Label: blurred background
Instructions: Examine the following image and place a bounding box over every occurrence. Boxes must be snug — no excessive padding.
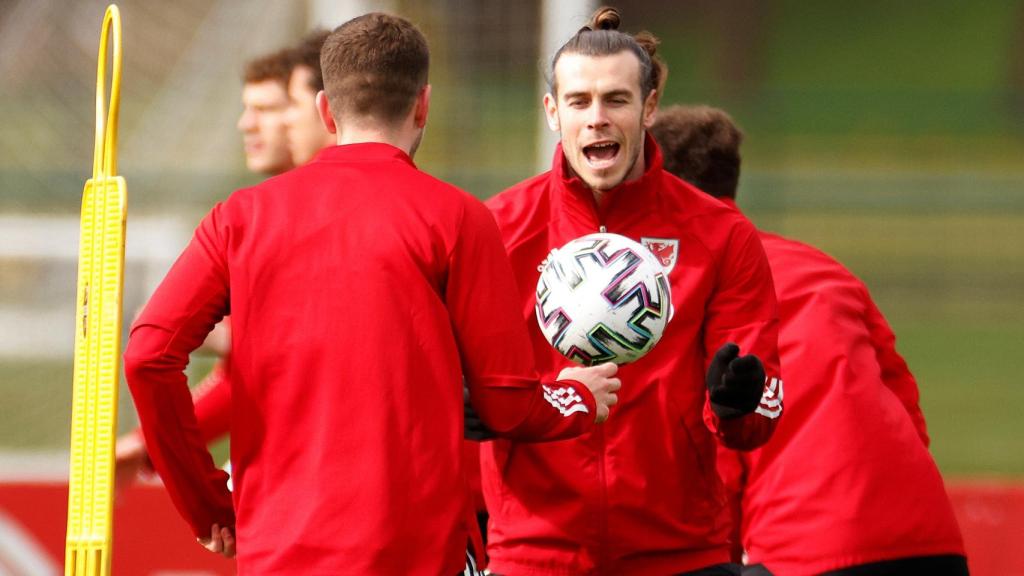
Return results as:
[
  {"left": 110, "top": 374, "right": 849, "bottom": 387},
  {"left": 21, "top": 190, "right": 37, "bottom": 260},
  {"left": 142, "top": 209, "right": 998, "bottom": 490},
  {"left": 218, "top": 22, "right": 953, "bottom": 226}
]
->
[{"left": 0, "top": 0, "right": 1022, "bottom": 572}]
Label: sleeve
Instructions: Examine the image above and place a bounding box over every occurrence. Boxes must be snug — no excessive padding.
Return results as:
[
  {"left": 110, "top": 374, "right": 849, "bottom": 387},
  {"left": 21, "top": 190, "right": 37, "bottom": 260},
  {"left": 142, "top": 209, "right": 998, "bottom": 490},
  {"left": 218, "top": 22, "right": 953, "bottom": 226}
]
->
[
  {"left": 702, "top": 218, "right": 783, "bottom": 450},
  {"left": 446, "top": 199, "right": 596, "bottom": 441},
  {"left": 122, "top": 205, "right": 235, "bottom": 537},
  {"left": 191, "top": 358, "right": 232, "bottom": 444},
  {"left": 124, "top": 358, "right": 232, "bottom": 459},
  {"left": 862, "top": 288, "right": 930, "bottom": 446}
]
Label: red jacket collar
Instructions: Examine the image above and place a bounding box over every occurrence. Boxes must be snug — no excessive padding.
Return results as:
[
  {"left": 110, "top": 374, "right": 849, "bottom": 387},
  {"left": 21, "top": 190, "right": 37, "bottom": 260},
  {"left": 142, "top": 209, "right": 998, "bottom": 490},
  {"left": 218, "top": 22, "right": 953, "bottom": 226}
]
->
[
  {"left": 718, "top": 197, "right": 740, "bottom": 211},
  {"left": 311, "top": 142, "right": 416, "bottom": 168}
]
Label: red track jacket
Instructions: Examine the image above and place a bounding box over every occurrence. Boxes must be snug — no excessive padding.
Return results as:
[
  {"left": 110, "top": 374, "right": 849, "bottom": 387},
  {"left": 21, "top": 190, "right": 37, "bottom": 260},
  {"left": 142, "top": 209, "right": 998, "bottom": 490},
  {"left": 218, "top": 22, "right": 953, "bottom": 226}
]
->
[
  {"left": 717, "top": 220, "right": 964, "bottom": 575},
  {"left": 124, "top": 143, "right": 599, "bottom": 575},
  {"left": 480, "top": 137, "right": 782, "bottom": 575}
]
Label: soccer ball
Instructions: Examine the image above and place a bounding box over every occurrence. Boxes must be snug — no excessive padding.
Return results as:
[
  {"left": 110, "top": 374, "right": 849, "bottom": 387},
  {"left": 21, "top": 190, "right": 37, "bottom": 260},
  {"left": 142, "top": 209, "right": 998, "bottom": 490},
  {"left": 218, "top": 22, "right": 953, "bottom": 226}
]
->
[{"left": 535, "top": 233, "right": 673, "bottom": 366}]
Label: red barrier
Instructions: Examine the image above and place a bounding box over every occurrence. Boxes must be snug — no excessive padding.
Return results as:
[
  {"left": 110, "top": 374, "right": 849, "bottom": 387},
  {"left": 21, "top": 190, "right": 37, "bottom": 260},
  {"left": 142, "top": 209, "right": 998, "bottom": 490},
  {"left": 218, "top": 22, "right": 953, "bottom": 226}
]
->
[
  {"left": 0, "top": 478, "right": 1020, "bottom": 575},
  {"left": 0, "top": 482, "right": 234, "bottom": 575},
  {"left": 946, "top": 479, "right": 1024, "bottom": 576}
]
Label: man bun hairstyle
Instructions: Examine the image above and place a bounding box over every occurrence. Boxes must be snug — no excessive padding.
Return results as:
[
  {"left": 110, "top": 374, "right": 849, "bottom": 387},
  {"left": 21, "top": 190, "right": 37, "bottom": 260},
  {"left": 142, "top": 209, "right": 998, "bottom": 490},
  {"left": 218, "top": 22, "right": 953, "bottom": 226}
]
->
[
  {"left": 650, "top": 105, "right": 743, "bottom": 200},
  {"left": 633, "top": 31, "right": 668, "bottom": 100},
  {"left": 590, "top": 5, "right": 621, "bottom": 30},
  {"left": 550, "top": 6, "right": 667, "bottom": 101},
  {"left": 320, "top": 13, "right": 429, "bottom": 126}
]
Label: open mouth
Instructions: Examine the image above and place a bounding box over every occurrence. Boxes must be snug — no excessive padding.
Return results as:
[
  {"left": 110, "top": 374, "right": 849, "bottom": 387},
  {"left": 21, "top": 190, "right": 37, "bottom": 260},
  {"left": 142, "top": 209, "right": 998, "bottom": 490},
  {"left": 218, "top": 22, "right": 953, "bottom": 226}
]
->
[{"left": 582, "top": 141, "right": 620, "bottom": 169}]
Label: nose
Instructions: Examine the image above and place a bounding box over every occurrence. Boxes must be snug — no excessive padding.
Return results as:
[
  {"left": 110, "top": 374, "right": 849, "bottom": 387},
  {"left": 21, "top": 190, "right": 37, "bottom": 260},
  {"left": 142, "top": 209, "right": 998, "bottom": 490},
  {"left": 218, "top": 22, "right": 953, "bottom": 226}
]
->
[
  {"left": 237, "top": 108, "right": 255, "bottom": 132},
  {"left": 586, "top": 102, "right": 610, "bottom": 130}
]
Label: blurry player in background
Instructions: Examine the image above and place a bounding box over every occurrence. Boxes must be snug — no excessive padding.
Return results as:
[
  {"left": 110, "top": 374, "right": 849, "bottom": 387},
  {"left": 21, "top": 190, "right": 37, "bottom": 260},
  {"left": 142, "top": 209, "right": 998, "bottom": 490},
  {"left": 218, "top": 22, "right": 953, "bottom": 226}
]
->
[
  {"left": 283, "top": 29, "right": 336, "bottom": 166},
  {"left": 651, "top": 104, "right": 968, "bottom": 576},
  {"left": 478, "top": 7, "right": 782, "bottom": 575},
  {"left": 123, "top": 13, "right": 621, "bottom": 575},
  {"left": 237, "top": 49, "right": 295, "bottom": 175},
  {"left": 114, "top": 47, "right": 294, "bottom": 487}
]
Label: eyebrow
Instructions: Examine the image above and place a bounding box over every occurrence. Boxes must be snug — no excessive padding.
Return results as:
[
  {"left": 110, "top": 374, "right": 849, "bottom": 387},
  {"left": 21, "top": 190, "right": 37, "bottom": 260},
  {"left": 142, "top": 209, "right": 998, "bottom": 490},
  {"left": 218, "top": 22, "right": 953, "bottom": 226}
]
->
[
  {"left": 561, "top": 89, "right": 634, "bottom": 101},
  {"left": 602, "top": 90, "right": 634, "bottom": 100}
]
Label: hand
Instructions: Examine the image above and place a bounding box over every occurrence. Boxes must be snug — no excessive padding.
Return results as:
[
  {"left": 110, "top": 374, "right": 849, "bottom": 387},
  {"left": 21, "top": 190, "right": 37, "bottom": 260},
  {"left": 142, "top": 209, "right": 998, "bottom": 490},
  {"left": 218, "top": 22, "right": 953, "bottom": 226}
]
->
[
  {"left": 198, "top": 523, "right": 236, "bottom": 558},
  {"left": 706, "top": 343, "right": 765, "bottom": 419},
  {"left": 114, "top": 432, "right": 153, "bottom": 493},
  {"left": 558, "top": 362, "right": 621, "bottom": 424},
  {"left": 463, "top": 381, "right": 496, "bottom": 441}
]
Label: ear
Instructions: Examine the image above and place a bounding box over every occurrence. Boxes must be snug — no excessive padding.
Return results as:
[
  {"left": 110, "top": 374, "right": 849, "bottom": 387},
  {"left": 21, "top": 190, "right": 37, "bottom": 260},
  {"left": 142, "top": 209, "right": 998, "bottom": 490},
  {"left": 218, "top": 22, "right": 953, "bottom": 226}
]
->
[
  {"left": 641, "top": 89, "right": 658, "bottom": 130},
  {"left": 316, "top": 91, "right": 337, "bottom": 134},
  {"left": 543, "top": 93, "right": 560, "bottom": 132},
  {"left": 413, "top": 84, "right": 431, "bottom": 129}
]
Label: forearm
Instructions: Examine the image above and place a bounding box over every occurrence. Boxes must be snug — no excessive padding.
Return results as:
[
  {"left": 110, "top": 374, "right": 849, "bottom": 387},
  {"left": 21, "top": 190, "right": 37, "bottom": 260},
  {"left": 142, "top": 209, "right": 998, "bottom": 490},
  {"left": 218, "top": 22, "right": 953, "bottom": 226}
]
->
[
  {"left": 470, "top": 376, "right": 596, "bottom": 442},
  {"left": 125, "top": 325, "right": 234, "bottom": 536},
  {"left": 122, "top": 360, "right": 231, "bottom": 457}
]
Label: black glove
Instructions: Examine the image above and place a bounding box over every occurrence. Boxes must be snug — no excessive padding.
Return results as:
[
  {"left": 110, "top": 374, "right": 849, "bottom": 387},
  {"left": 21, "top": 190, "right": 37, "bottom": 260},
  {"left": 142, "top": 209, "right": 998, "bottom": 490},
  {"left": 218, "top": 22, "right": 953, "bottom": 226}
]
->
[
  {"left": 706, "top": 342, "right": 765, "bottom": 420},
  {"left": 463, "top": 381, "right": 496, "bottom": 441}
]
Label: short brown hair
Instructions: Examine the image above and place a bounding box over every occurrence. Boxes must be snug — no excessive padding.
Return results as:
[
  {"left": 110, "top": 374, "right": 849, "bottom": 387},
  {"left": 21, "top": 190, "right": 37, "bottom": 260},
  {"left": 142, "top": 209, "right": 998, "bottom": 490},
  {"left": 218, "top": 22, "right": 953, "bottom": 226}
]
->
[
  {"left": 650, "top": 105, "right": 744, "bottom": 199},
  {"left": 242, "top": 48, "right": 292, "bottom": 85},
  {"left": 290, "top": 29, "right": 330, "bottom": 92},
  {"left": 550, "top": 7, "right": 667, "bottom": 101},
  {"left": 320, "top": 13, "right": 429, "bottom": 126}
]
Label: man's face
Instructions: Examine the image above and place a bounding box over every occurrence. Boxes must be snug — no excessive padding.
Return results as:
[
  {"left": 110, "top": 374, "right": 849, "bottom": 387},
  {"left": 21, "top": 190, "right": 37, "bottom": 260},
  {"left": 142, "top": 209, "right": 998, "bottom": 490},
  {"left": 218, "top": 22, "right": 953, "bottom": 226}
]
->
[
  {"left": 285, "top": 65, "right": 332, "bottom": 166},
  {"left": 237, "top": 80, "right": 293, "bottom": 175},
  {"left": 545, "top": 51, "right": 657, "bottom": 192}
]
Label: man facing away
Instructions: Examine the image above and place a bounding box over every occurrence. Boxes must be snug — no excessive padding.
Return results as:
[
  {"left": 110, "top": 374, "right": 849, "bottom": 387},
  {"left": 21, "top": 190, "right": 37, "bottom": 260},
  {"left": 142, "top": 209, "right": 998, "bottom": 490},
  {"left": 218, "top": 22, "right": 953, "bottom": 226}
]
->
[
  {"left": 479, "top": 7, "right": 783, "bottom": 575},
  {"left": 123, "top": 13, "right": 620, "bottom": 575},
  {"left": 651, "top": 104, "right": 967, "bottom": 576}
]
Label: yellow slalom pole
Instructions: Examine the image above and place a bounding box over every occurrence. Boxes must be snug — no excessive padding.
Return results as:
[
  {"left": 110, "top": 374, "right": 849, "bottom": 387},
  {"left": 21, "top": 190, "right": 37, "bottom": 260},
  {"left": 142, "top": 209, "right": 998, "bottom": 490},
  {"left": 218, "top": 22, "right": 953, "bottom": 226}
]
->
[{"left": 65, "top": 5, "right": 127, "bottom": 576}]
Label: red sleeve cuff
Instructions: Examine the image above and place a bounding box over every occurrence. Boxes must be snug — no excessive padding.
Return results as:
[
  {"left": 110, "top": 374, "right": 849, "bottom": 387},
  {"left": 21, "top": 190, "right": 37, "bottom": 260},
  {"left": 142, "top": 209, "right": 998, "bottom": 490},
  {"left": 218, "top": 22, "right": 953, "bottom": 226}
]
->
[{"left": 552, "top": 378, "right": 597, "bottom": 419}]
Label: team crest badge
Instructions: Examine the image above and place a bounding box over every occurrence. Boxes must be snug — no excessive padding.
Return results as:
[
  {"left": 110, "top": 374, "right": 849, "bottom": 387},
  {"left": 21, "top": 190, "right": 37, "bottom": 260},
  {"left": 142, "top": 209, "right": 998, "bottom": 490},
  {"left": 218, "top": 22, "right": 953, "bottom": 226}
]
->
[{"left": 640, "top": 237, "right": 679, "bottom": 273}]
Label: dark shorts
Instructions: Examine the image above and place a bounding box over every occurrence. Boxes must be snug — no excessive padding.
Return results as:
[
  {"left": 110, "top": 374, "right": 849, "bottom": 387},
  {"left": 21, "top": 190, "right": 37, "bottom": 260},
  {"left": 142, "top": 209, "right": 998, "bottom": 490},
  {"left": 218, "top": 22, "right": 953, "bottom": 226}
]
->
[{"left": 743, "top": 554, "right": 969, "bottom": 576}]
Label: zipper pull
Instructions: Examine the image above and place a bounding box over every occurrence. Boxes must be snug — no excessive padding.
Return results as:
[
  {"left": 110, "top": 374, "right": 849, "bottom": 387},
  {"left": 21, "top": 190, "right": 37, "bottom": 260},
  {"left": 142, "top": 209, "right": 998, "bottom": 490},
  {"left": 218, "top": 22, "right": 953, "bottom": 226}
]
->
[{"left": 599, "top": 225, "right": 607, "bottom": 233}]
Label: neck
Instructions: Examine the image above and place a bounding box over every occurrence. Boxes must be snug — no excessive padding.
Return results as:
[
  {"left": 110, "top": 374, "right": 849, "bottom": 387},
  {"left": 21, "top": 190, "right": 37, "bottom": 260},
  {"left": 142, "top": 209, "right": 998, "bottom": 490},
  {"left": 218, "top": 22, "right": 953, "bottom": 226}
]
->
[{"left": 336, "top": 121, "right": 419, "bottom": 157}]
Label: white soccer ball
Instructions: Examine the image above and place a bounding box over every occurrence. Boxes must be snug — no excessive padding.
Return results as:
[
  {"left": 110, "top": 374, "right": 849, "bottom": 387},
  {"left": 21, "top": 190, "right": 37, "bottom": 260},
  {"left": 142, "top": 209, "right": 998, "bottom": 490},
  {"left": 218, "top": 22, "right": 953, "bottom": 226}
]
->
[{"left": 535, "top": 233, "right": 672, "bottom": 365}]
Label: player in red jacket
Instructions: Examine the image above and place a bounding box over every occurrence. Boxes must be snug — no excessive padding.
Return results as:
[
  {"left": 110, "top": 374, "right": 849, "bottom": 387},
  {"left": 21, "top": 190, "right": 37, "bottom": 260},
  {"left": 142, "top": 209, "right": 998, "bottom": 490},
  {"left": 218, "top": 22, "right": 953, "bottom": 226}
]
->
[
  {"left": 478, "top": 8, "right": 783, "bottom": 575},
  {"left": 651, "top": 104, "right": 968, "bottom": 576},
  {"left": 123, "top": 13, "right": 622, "bottom": 575}
]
